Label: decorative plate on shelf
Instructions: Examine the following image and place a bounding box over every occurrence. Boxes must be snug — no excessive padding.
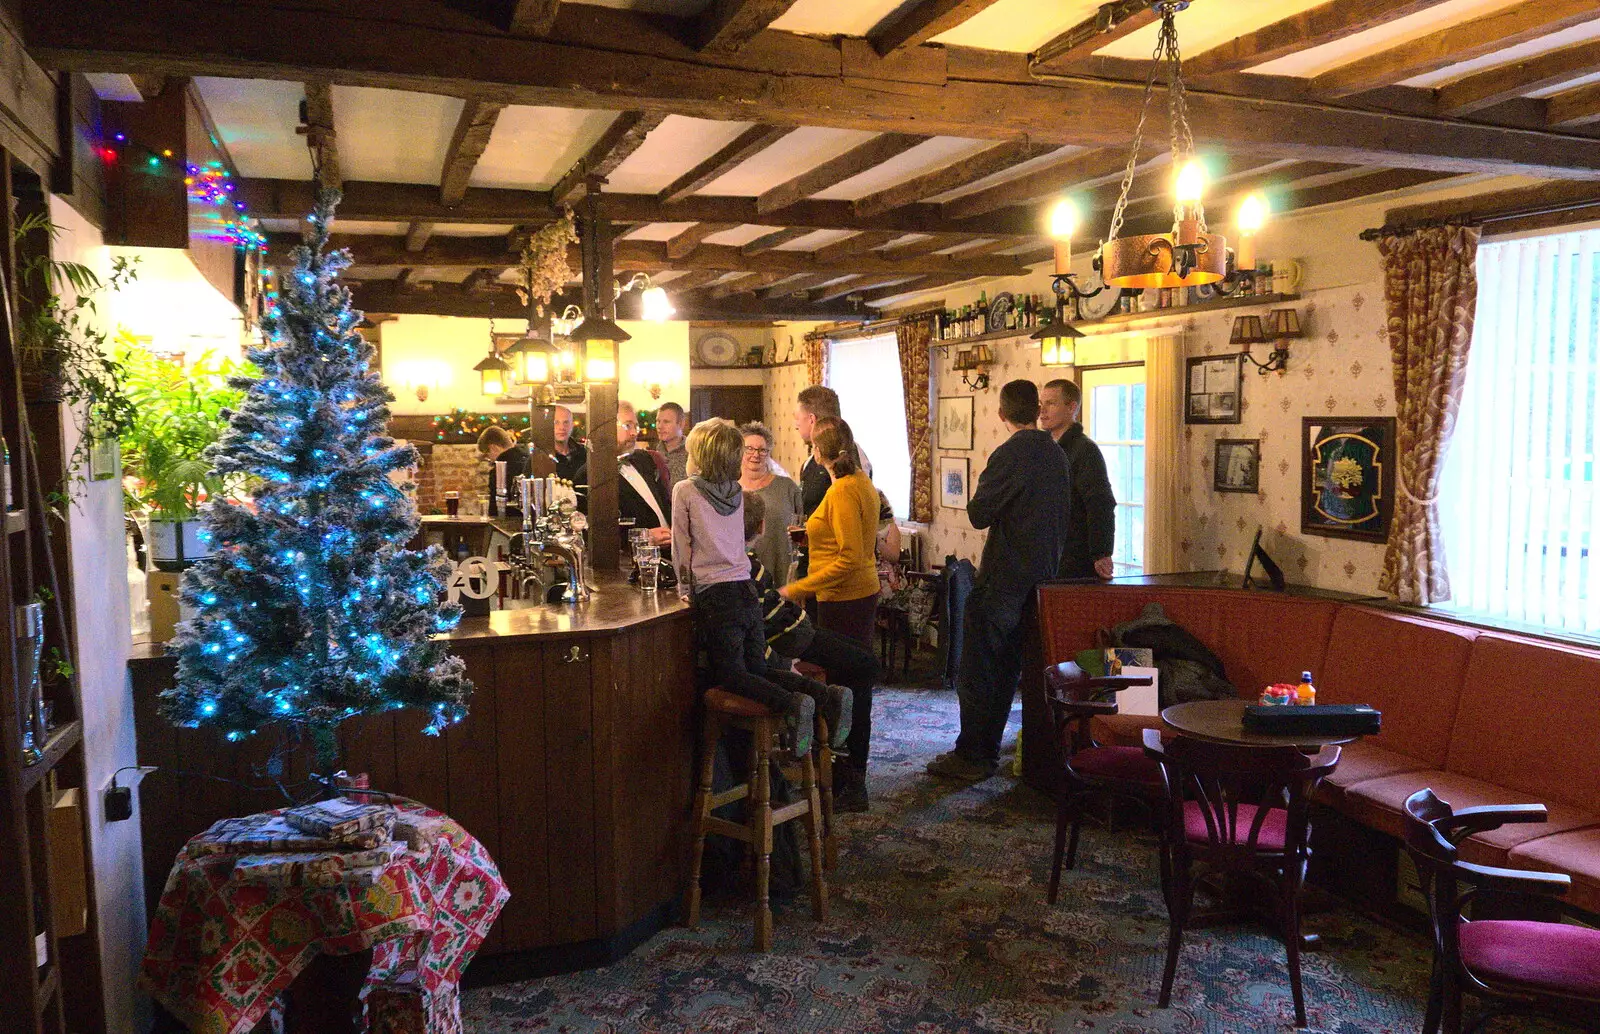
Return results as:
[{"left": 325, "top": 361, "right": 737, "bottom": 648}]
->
[
  {"left": 694, "top": 332, "right": 740, "bottom": 366},
  {"left": 1076, "top": 272, "right": 1123, "bottom": 320},
  {"left": 985, "top": 292, "right": 1015, "bottom": 333}
]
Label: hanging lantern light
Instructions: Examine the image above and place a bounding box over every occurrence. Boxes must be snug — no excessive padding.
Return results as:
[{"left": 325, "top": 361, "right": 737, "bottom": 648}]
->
[
  {"left": 474, "top": 352, "right": 510, "bottom": 397},
  {"left": 1097, "top": 1, "right": 1227, "bottom": 290}
]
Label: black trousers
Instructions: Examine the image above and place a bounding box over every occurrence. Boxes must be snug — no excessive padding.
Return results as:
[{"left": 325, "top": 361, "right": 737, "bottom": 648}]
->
[
  {"left": 799, "top": 627, "right": 878, "bottom": 767},
  {"left": 695, "top": 581, "right": 791, "bottom": 713},
  {"left": 953, "top": 588, "right": 1030, "bottom": 766}
]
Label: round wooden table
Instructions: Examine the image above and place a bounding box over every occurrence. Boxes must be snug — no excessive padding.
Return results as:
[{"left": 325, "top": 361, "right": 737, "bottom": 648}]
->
[{"left": 1161, "top": 699, "right": 1360, "bottom": 749}]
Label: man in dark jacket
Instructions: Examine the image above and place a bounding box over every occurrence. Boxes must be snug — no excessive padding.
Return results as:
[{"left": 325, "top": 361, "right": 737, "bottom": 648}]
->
[
  {"left": 616, "top": 401, "right": 672, "bottom": 546},
  {"left": 1040, "top": 378, "right": 1117, "bottom": 580},
  {"left": 927, "top": 380, "right": 1072, "bottom": 781},
  {"left": 477, "top": 426, "right": 530, "bottom": 519}
]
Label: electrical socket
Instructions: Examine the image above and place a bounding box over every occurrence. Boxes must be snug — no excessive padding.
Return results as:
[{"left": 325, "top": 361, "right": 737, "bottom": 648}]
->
[{"left": 105, "top": 784, "right": 133, "bottom": 822}]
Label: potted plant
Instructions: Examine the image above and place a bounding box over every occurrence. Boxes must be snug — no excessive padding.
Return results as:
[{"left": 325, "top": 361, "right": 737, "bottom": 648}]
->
[
  {"left": 14, "top": 212, "right": 139, "bottom": 488},
  {"left": 119, "top": 341, "right": 252, "bottom": 571}
]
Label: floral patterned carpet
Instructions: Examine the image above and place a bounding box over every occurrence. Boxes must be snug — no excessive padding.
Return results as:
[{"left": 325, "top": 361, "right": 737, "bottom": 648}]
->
[{"left": 460, "top": 688, "right": 1541, "bottom": 1034}]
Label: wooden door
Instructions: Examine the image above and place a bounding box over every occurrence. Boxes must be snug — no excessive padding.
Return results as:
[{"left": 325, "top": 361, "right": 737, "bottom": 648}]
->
[{"left": 689, "top": 385, "right": 763, "bottom": 427}]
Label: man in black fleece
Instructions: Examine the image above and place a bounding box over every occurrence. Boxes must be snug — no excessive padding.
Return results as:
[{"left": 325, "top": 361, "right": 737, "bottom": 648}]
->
[
  {"left": 928, "top": 380, "right": 1072, "bottom": 781},
  {"left": 1040, "top": 378, "right": 1117, "bottom": 580}
]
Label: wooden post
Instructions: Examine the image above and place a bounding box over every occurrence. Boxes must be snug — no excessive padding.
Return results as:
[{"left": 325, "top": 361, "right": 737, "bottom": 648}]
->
[{"left": 584, "top": 185, "right": 621, "bottom": 572}]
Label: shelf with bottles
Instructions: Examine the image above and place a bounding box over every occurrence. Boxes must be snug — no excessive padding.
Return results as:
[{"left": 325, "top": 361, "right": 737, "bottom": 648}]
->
[{"left": 932, "top": 290, "right": 1303, "bottom": 349}]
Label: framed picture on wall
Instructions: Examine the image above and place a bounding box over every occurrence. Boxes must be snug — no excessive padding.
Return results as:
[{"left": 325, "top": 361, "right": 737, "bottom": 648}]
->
[
  {"left": 1213, "top": 439, "right": 1260, "bottom": 493},
  {"left": 1185, "top": 354, "right": 1243, "bottom": 425},
  {"left": 937, "top": 395, "right": 975, "bottom": 451},
  {"left": 1301, "top": 417, "right": 1397, "bottom": 541},
  {"left": 938, "top": 456, "right": 970, "bottom": 510}
]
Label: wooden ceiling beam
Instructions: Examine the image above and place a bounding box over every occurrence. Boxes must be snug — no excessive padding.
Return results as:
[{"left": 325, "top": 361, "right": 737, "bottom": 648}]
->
[
  {"left": 1378, "top": 177, "right": 1600, "bottom": 227},
  {"left": 741, "top": 227, "right": 812, "bottom": 255},
  {"left": 866, "top": 0, "right": 1007, "bottom": 57},
  {"left": 239, "top": 178, "right": 1045, "bottom": 236},
  {"left": 349, "top": 279, "right": 854, "bottom": 320},
  {"left": 659, "top": 124, "right": 793, "bottom": 203},
  {"left": 1312, "top": 0, "right": 1600, "bottom": 98},
  {"left": 298, "top": 81, "right": 339, "bottom": 189},
  {"left": 659, "top": 269, "right": 724, "bottom": 292},
  {"left": 34, "top": 0, "right": 1600, "bottom": 179},
  {"left": 859, "top": 276, "right": 961, "bottom": 306},
  {"left": 852, "top": 138, "right": 1052, "bottom": 218},
  {"left": 439, "top": 99, "right": 505, "bottom": 205},
  {"left": 880, "top": 233, "right": 968, "bottom": 259},
  {"left": 761, "top": 272, "right": 838, "bottom": 298},
  {"left": 507, "top": 0, "right": 562, "bottom": 36},
  {"left": 695, "top": 0, "right": 802, "bottom": 53},
  {"left": 709, "top": 271, "right": 787, "bottom": 298},
  {"left": 811, "top": 230, "right": 901, "bottom": 264},
  {"left": 940, "top": 148, "right": 1154, "bottom": 222},
  {"left": 272, "top": 233, "right": 1031, "bottom": 277},
  {"left": 1184, "top": 0, "right": 1453, "bottom": 78},
  {"left": 1548, "top": 82, "right": 1600, "bottom": 128},
  {"left": 404, "top": 221, "right": 434, "bottom": 252},
  {"left": 1438, "top": 40, "right": 1600, "bottom": 115},
  {"left": 757, "top": 133, "right": 928, "bottom": 214},
  {"left": 665, "top": 222, "right": 741, "bottom": 259},
  {"left": 815, "top": 276, "right": 914, "bottom": 304},
  {"left": 551, "top": 110, "right": 666, "bottom": 204},
  {"left": 1032, "top": 1, "right": 1160, "bottom": 68}
]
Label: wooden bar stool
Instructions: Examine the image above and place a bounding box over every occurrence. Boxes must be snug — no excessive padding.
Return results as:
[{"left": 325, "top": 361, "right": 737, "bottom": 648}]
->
[
  {"left": 793, "top": 660, "right": 838, "bottom": 871},
  {"left": 686, "top": 687, "right": 828, "bottom": 951}
]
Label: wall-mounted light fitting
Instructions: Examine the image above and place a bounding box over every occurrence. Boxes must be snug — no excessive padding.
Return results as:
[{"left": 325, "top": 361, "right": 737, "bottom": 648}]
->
[{"left": 1231, "top": 307, "right": 1302, "bottom": 375}]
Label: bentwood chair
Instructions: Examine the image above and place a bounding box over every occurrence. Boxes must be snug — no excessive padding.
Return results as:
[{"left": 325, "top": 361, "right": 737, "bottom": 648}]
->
[
  {"left": 1142, "top": 728, "right": 1341, "bottom": 1028},
  {"left": 1403, "top": 789, "right": 1600, "bottom": 1034},
  {"left": 1043, "top": 661, "right": 1159, "bottom": 903}
]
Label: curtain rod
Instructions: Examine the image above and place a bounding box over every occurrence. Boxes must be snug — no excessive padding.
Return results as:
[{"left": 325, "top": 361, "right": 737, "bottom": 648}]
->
[
  {"left": 804, "top": 306, "right": 939, "bottom": 342},
  {"left": 1360, "top": 196, "right": 1600, "bottom": 241}
]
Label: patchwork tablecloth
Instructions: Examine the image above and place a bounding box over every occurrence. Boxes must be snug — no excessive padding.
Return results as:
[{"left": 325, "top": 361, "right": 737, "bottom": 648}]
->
[{"left": 141, "top": 799, "right": 507, "bottom": 1034}]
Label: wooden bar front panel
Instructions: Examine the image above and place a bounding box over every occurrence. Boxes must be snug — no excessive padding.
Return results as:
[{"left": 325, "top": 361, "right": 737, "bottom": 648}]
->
[{"left": 130, "top": 603, "right": 694, "bottom": 956}]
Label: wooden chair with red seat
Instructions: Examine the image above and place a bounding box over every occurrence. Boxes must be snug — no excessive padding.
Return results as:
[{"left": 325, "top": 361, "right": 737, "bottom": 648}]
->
[
  {"left": 1141, "top": 728, "right": 1341, "bottom": 1029},
  {"left": 1043, "top": 661, "right": 1159, "bottom": 903},
  {"left": 1402, "top": 788, "right": 1600, "bottom": 1034},
  {"left": 685, "top": 687, "right": 829, "bottom": 951}
]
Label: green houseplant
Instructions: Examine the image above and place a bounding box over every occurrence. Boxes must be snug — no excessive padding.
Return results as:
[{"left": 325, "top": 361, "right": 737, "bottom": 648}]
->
[
  {"left": 14, "top": 212, "right": 139, "bottom": 489},
  {"left": 119, "top": 341, "right": 253, "bottom": 570}
]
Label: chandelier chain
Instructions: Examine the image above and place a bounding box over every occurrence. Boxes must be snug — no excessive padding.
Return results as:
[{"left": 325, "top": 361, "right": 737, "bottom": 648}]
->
[{"left": 1105, "top": 15, "right": 1169, "bottom": 243}]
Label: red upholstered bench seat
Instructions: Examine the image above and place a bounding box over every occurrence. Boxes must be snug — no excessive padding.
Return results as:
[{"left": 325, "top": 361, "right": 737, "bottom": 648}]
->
[{"left": 1030, "top": 582, "right": 1600, "bottom": 917}]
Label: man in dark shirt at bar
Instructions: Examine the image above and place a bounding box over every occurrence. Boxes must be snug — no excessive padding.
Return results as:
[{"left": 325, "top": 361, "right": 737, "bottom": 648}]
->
[
  {"left": 1040, "top": 378, "right": 1117, "bottom": 580},
  {"left": 927, "top": 380, "right": 1072, "bottom": 781}
]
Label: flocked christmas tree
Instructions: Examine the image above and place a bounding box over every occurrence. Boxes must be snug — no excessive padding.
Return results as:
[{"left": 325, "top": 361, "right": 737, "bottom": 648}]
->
[{"left": 163, "top": 189, "right": 470, "bottom": 760}]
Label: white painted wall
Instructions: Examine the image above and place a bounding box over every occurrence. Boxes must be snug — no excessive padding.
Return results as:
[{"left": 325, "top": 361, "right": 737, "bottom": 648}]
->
[{"left": 49, "top": 197, "right": 144, "bottom": 1034}]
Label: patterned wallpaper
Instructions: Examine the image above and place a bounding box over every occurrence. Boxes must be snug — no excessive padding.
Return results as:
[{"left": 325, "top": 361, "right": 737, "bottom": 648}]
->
[{"left": 762, "top": 357, "right": 813, "bottom": 478}]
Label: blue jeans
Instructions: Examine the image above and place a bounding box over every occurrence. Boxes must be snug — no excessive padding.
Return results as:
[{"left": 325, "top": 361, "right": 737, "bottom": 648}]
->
[{"left": 953, "top": 588, "right": 1028, "bottom": 766}]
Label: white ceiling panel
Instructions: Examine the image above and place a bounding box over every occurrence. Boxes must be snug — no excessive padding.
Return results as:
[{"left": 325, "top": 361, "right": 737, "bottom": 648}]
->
[
  {"left": 605, "top": 115, "right": 757, "bottom": 195},
  {"left": 331, "top": 87, "right": 462, "bottom": 183},
  {"left": 696, "top": 127, "right": 881, "bottom": 195},
  {"left": 473, "top": 105, "right": 620, "bottom": 190},
  {"left": 932, "top": 0, "right": 1101, "bottom": 53},
  {"left": 775, "top": 229, "right": 855, "bottom": 250},
  {"left": 702, "top": 225, "right": 775, "bottom": 246},
  {"left": 577, "top": 0, "right": 713, "bottom": 13},
  {"left": 1250, "top": 0, "right": 1527, "bottom": 78},
  {"left": 1404, "top": 17, "right": 1600, "bottom": 88},
  {"left": 810, "top": 137, "right": 996, "bottom": 200},
  {"left": 1531, "top": 70, "right": 1600, "bottom": 97},
  {"left": 1098, "top": 0, "right": 1327, "bottom": 62},
  {"left": 925, "top": 145, "right": 1085, "bottom": 203},
  {"left": 622, "top": 222, "right": 699, "bottom": 241},
  {"left": 194, "top": 77, "right": 313, "bottom": 180},
  {"left": 771, "top": 0, "right": 903, "bottom": 38}
]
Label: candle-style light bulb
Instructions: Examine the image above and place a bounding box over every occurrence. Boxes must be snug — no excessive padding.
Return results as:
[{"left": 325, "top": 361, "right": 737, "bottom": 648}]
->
[
  {"left": 1236, "top": 191, "right": 1268, "bottom": 272},
  {"left": 1049, "top": 198, "right": 1079, "bottom": 275},
  {"left": 1174, "top": 160, "right": 1206, "bottom": 205},
  {"left": 640, "top": 286, "right": 675, "bottom": 323}
]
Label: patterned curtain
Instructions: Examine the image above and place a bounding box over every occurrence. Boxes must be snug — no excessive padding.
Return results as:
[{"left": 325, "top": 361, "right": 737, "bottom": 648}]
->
[
  {"left": 1376, "top": 224, "right": 1481, "bottom": 605},
  {"left": 895, "top": 313, "right": 936, "bottom": 523},
  {"left": 805, "top": 334, "right": 828, "bottom": 388}
]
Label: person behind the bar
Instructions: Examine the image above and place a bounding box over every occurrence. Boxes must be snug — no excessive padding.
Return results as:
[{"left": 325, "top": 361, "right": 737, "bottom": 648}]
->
[
  {"left": 1038, "top": 378, "right": 1117, "bottom": 580},
  {"left": 654, "top": 401, "right": 690, "bottom": 491},
  {"left": 617, "top": 400, "right": 672, "bottom": 547},
  {"left": 477, "top": 425, "right": 529, "bottom": 518},
  {"left": 671, "top": 418, "right": 824, "bottom": 754},
  {"left": 550, "top": 405, "right": 589, "bottom": 511},
  {"left": 927, "top": 379, "right": 1073, "bottom": 781},
  {"left": 744, "top": 492, "right": 877, "bottom": 811}
]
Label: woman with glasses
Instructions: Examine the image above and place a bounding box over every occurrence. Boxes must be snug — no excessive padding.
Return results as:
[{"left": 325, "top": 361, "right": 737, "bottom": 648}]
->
[{"left": 738, "top": 422, "right": 803, "bottom": 587}]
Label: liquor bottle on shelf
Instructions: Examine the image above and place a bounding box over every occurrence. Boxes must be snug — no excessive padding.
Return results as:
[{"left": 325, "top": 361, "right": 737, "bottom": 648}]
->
[{"left": 976, "top": 291, "right": 989, "bottom": 333}]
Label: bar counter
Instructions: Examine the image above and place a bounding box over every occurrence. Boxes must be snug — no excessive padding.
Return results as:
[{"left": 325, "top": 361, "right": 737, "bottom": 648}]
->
[{"left": 129, "top": 572, "right": 696, "bottom": 974}]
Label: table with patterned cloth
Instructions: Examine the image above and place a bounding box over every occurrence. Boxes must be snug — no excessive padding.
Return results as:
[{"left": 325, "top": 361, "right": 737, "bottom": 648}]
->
[{"left": 141, "top": 799, "right": 508, "bottom": 1034}]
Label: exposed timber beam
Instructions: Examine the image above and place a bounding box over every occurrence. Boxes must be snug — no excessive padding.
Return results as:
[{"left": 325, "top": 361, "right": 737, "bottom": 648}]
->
[
  {"left": 742, "top": 227, "right": 812, "bottom": 255},
  {"left": 761, "top": 272, "right": 837, "bottom": 298},
  {"left": 507, "top": 0, "right": 562, "bottom": 36},
  {"left": 1548, "top": 82, "right": 1600, "bottom": 127},
  {"left": 665, "top": 222, "right": 740, "bottom": 259},
  {"left": 659, "top": 125, "right": 793, "bottom": 203},
  {"left": 880, "top": 233, "right": 968, "bottom": 259},
  {"left": 709, "top": 272, "right": 786, "bottom": 298},
  {"left": 940, "top": 148, "right": 1152, "bottom": 222},
  {"left": 551, "top": 110, "right": 666, "bottom": 204},
  {"left": 439, "top": 99, "right": 504, "bottom": 205},
  {"left": 859, "top": 276, "right": 959, "bottom": 306},
  {"left": 661, "top": 269, "right": 725, "bottom": 292},
  {"left": 266, "top": 233, "right": 1032, "bottom": 278},
  {"left": 1438, "top": 40, "right": 1600, "bottom": 115},
  {"left": 1184, "top": 0, "right": 1453, "bottom": 77},
  {"left": 405, "top": 221, "right": 434, "bottom": 252},
  {"left": 348, "top": 279, "right": 853, "bottom": 320},
  {"left": 695, "top": 0, "right": 801, "bottom": 53},
  {"left": 812, "top": 230, "right": 901, "bottom": 264},
  {"left": 1378, "top": 178, "right": 1600, "bottom": 227},
  {"left": 815, "top": 276, "right": 909, "bottom": 304},
  {"left": 298, "top": 81, "right": 339, "bottom": 189},
  {"left": 757, "top": 133, "right": 928, "bottom": 214},
  {"left": 29, "top": 0, "right": 1600, "bottom": 179},
  {"left": 1032, "top": 1, "right": 1159, "bottom": 69},
  {"left": 1312, "top": 0, "right": 1600, "bottom": 98},
  {"left": 852, "top": 138, "right": 1052, "bottom": 218},
  {"left": 866, "top": 0, "right": 1007, "bottom": 57},
  {"left": 238, "top": 178, "right": 1046, "bottom": 237}
]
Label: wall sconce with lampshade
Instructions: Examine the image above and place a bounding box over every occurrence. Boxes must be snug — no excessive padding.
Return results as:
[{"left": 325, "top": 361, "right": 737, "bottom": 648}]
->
[
  {"left": 1231, "top": 307, "right": 1303, "bottom": 375},
  {"left": 953, "top": 344, "right": 994, "bottom": 391}
]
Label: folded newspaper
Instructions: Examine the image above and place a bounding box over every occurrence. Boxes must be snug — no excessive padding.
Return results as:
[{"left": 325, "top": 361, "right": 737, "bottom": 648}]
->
[{"left": 283, "top": 798, "right": 396, "bottom": 842}]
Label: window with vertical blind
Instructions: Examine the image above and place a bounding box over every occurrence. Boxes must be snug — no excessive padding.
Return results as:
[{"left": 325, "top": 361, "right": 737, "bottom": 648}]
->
[{"left": 1438, "top": 228, "right": 1599, "bottom": 635}]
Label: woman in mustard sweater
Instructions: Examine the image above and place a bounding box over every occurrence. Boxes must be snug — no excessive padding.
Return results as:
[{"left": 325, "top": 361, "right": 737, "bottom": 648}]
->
[{"left": 780, "top": 418, "right": 880, "bottom": 649}]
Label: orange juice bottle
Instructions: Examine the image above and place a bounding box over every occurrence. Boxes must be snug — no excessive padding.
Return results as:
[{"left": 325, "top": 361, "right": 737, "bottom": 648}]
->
[{"left": 1295, "top": 671, "right": 1316, "bottom": 706}]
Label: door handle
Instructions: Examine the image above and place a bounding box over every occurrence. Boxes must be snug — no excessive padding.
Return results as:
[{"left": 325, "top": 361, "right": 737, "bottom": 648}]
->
[{"left": 561, "top": 645, "right": 586, "bottom": 664}]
